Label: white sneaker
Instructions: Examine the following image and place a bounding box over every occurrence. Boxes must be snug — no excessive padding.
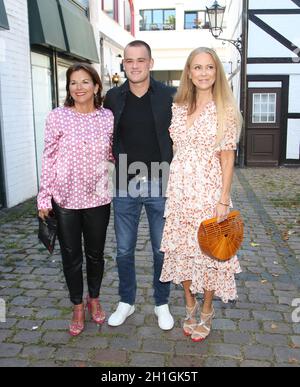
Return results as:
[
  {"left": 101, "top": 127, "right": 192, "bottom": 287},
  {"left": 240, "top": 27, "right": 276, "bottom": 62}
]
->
[
  {"left": 108, "top": 302, "right": 135, "bottom": 327},
  {"left": 154, "top": 304, "right": 174, "bottom": 330}
]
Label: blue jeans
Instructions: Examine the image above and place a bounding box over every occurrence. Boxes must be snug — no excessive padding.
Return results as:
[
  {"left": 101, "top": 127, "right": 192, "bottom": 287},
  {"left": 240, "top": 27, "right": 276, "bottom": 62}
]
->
[{"left": 113, "top": 179, "right": 170, "bottom": 306}]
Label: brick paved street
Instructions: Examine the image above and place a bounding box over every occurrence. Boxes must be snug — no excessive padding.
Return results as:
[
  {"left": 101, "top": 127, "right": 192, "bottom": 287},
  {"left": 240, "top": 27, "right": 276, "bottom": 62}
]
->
[{"left": 0, "top": 168, "right": 299, "bottom": 367}]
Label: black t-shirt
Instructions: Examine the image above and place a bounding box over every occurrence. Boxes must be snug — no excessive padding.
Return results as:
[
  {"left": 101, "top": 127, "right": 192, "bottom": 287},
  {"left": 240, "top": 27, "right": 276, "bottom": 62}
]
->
[{"left": 118, "top": 90, "right": 162, "bottom": 177}]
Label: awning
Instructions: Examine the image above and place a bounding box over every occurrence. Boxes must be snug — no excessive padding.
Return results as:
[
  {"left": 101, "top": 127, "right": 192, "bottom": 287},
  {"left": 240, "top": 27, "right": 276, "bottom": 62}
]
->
[
  {"left": 0, "top": 0, "right": 9, "bottom": 30},
  {"left": 58, "top": 0, "right": 99, "bottom": 63},
  {"left": 28, "top": 0, "right": 99, "bottom": 63},
  {"left": 28, "top": 0, "right": 66, "bottom": 51}
]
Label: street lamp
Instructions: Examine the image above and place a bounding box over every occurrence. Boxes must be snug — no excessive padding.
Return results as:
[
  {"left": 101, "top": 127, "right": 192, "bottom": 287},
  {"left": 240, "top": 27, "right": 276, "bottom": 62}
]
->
[
  {"left": 206, "top": 1, "right": 242, "bottom": 56},
  {"left": 206, "top": 1, "right": 225, "bottom": 38},
  {"left": 206, "top": 0, "right": 249, "bottom": 167}
]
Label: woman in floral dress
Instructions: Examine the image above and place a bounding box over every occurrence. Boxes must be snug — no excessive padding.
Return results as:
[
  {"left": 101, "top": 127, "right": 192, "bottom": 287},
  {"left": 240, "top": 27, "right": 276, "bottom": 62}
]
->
[{"left": 160, "top": 47, "right": 243, "bottom": 342}]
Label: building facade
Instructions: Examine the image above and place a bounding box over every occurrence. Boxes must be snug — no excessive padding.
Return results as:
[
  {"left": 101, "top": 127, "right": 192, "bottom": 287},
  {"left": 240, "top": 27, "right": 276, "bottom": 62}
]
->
[
  {"left": 136, "top": 0, "right": 300, "bottom": 166},
  {"left": 135, "top": 0, "right": 233, "bottom": 85},
  {"left": 0, "top": 0, "right": 38, "bottom": 209},
  {"left": 89, "top": 0, "right": 135, "bottom": 92},
  {"left": 245, "top": 0, "right": 300, "bottom": 166},
  {"left": 0, "top": 0, "right": 9, "bottom": 207},
  {"left": 227, "top": 0, "right": 300, "bottom": 166},
  {"left": 0, "top": 0, "right": 299, "bottom": 208},
  {"left": 0, "top": 0, "right": 100, "bottom": 208},
  {"left": 0, "top": 0, "right": 136, "bottom": 209}
]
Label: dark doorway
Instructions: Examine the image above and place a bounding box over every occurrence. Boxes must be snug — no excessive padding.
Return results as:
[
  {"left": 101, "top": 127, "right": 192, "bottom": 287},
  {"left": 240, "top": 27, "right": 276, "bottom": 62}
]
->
[{"left": 246, "top": 88, "right": 282, "bottom": 166}]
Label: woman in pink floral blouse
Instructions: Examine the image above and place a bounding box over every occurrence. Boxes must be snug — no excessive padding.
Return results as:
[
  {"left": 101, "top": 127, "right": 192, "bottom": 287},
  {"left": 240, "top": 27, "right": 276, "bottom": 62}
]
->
[
  {"left": 37, "top": 63, "right": 114, "bottom": 336},
  {"left": 160, "top": 48, "right": 242, "bottom": 342}
]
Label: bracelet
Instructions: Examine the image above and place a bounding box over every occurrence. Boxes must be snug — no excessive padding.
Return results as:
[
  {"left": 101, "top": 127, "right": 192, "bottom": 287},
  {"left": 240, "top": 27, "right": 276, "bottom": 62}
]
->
[{"left": 219, "top": 202, "right": 230, "bottom": 207}]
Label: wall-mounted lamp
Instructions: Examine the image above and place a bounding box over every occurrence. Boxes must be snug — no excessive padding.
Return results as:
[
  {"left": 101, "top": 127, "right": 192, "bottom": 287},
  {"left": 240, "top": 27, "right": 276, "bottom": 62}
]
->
[
  {"left": 112, "top": 73, "right": 120, "bottom": 87},
  {"left": 206, "top": 1, "right": 242, "bottom": 55}
]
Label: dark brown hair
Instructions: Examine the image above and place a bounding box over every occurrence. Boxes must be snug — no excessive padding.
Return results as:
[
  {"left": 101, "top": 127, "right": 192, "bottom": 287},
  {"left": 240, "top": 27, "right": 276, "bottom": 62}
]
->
[
  {"left": 64, "top": 63, "right": 104, "bottom": 108},
  {"left": 125, "top": 40, "right": 152, "bottom": 59}
]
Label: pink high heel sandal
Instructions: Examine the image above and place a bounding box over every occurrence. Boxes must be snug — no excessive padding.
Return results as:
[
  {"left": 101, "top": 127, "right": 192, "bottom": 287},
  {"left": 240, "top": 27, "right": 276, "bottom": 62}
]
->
[
  {"left": 86, "top": 295, "right": 106, "bottom": 325},
  {"left": 69, "top": 303, "right": 85, "bottom": 336}
]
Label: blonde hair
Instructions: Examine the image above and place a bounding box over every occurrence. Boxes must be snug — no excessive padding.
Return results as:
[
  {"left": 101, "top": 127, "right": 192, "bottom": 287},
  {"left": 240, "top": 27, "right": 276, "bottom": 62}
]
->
[{"left": 175, "top": 47, "right": 242, "bottom": 145}]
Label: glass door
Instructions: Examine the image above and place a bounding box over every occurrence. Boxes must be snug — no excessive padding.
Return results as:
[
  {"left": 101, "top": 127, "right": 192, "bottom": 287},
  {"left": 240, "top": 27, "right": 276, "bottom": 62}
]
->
[
  {"left": 0, "top": 123, "right": 5, "bottom": 208},
  {"left": 31, "top": 52, "right": 53, "bottom": 181},
  {"left": 57, "top": 59, "right": 74, "bottom": 107}
]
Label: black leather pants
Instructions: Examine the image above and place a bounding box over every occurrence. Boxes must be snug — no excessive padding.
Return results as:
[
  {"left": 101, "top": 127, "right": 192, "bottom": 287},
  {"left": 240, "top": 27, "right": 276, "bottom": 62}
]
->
[{"left": 53, "top": 201, "right": 111, "bottom": 305}]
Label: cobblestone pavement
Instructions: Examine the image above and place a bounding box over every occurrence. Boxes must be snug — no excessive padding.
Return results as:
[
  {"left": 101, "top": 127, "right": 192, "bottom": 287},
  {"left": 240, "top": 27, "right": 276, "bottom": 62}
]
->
[{"left": 0, "top": 168, "right": 299, "bottom": 367}]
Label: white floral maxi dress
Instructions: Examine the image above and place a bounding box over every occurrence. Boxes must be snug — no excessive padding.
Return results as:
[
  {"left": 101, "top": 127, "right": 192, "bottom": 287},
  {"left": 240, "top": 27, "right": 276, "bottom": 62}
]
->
[{"left": 160, "top": 102, "right": 242, "bottom": 303}]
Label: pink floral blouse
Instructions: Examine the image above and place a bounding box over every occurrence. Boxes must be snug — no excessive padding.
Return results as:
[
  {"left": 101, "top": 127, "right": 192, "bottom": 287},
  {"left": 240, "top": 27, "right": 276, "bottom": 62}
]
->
[{"left": 37, "top": 107, "right": 114, "bottom": 210}]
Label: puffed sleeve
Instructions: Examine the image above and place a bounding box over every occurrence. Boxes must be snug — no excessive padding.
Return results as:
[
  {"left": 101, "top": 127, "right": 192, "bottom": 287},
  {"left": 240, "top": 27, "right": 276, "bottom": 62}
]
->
[
  {"left": 220, "top": 106, "right": 239, "bottom": 151},
  {"left": 37, "top": 111, "right": 61, "bottom": 210}
]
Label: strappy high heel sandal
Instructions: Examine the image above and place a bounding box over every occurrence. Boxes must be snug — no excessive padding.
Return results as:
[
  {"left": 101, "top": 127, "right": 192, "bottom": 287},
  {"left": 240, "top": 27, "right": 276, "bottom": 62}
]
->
[
  {"left": 69, "top": 303, "right": 85, "bottom": 337},
  {"left": 86, "top": 295, "right": 106, "bottom": 325},
  {"left": 183, "top": 301, "right": 199, "bottom": 336},
  {"left": 191, "top": 307, "right": 215, "bottom": 343}
]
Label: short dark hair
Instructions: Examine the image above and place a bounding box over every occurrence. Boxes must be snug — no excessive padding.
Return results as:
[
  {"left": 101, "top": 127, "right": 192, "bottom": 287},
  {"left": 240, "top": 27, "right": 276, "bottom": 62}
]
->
[
  {"left": 64, "top": 63, "right": 104, "bottom": 108},
  {"left": 125, "top": 40, "right": 152, "bottom": 58}
]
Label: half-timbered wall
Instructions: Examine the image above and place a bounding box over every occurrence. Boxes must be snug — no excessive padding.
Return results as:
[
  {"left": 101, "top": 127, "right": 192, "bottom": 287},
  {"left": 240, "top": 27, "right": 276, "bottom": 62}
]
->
[{"left": 247, "top": 0, "right": 300, "bottom": 165}]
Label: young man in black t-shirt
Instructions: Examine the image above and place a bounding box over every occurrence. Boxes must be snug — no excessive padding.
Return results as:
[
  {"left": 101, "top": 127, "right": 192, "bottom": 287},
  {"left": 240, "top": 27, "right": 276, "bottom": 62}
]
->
[{"left": 104, "top": 40, "right": 175, "bottom": 330}]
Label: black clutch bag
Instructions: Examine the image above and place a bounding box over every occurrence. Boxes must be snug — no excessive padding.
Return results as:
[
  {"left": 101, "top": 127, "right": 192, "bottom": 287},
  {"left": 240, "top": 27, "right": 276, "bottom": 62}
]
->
[{"left": 38, "top": 214, "right": 57, "bottom": 254}]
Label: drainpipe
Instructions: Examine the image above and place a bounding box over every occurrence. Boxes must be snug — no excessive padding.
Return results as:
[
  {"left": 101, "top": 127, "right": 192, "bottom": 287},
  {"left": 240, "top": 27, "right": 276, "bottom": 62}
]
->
[{"left": 238, "top": 0, "right": 249, "bottom": 168}]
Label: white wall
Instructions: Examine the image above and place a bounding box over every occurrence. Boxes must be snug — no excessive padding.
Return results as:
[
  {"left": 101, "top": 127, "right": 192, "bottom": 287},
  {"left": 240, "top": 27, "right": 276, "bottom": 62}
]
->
[
  {"left": 289, "top": 75, "right": 300, "bottom": 113},
  {"left": 89, "top": 0, "right": 134, "bottom": 88},
  {"left": 248, "top": 63, "right": 300, "bottom": 75},
  {"left": 287, "top": 120, "right": 300, "bottom": 159},
  {"left": 248, "top": 0, "right": 300, "bottom": 61},
  {"left": 249, "top": 0, "right": 298, "bottom": 10},
  {"left": 248, "top": 18, "right": 300, "bottom": 59},
  {"left": 0, "top": 0, "right": 37, "bottom": 208},
  {"left": 248, "top": 0, "right": 300, "bottom": 162},
  {"left": 89, "top": 0, "right": 134, "bottom": 49},
  {"left": 135, "top": 0, "right": 233, "bottom": 73},
  {"left": 287, "top": 75, "right": 300, "bottom": 160},
  {"left": 221, "top": 0, "right": 243, "bottom": 106}
]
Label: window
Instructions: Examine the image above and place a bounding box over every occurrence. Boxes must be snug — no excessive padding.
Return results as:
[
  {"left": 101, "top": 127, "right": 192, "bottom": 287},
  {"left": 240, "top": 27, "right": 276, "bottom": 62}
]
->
[
  {"left": 102, "top": 0, "right": 118, "bottom": 22},
  {"left": 184, "top": 11, "right": 210, "bottom": 29},
  {"left": 140, "top": 9, "right": 176, "bottom": 31},
  {"left": 140, "top": 10, "right": 151, "bottom": 30},
  {"left": 70, "top": 0, "right": 88, "bottom": 12},
  {"left": 252, "top": 93, "right": 277, "bottom": 123},
  {"left": 57, "top": 64, "right": 70, "bottom": 107},
  {"left": 124, "top": 0, "right": 133, "bottom": 34}
]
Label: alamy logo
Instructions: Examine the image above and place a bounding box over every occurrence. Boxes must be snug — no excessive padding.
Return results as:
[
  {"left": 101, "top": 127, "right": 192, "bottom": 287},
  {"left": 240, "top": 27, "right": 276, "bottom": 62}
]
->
[
  {"left": 0, "top": 298, "right": 6, "bottom": 323},
  {"left": 292, "top": 299, "right": 300, "bottom": 323}
]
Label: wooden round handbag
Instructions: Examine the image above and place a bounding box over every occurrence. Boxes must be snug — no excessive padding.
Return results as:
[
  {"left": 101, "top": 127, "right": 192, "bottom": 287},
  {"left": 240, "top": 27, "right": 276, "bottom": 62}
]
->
[{"left": 198, "top": 210, "right": 244, "bottom": 261}]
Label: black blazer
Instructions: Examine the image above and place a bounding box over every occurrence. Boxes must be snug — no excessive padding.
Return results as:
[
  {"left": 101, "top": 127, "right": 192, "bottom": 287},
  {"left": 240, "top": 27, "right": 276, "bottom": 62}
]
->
[{"left": 103, "top": 77, "right": 176, "bottom": 164}]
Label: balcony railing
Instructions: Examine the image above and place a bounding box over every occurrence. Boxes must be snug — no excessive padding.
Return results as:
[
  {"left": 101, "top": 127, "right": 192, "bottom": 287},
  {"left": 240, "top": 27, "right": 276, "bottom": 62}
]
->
[
  {"left": 184, "top": 21, "right": 210, "bottom": 29},
  {"left": 140, "top": 23, "right": 176, "bottom": 31}
]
